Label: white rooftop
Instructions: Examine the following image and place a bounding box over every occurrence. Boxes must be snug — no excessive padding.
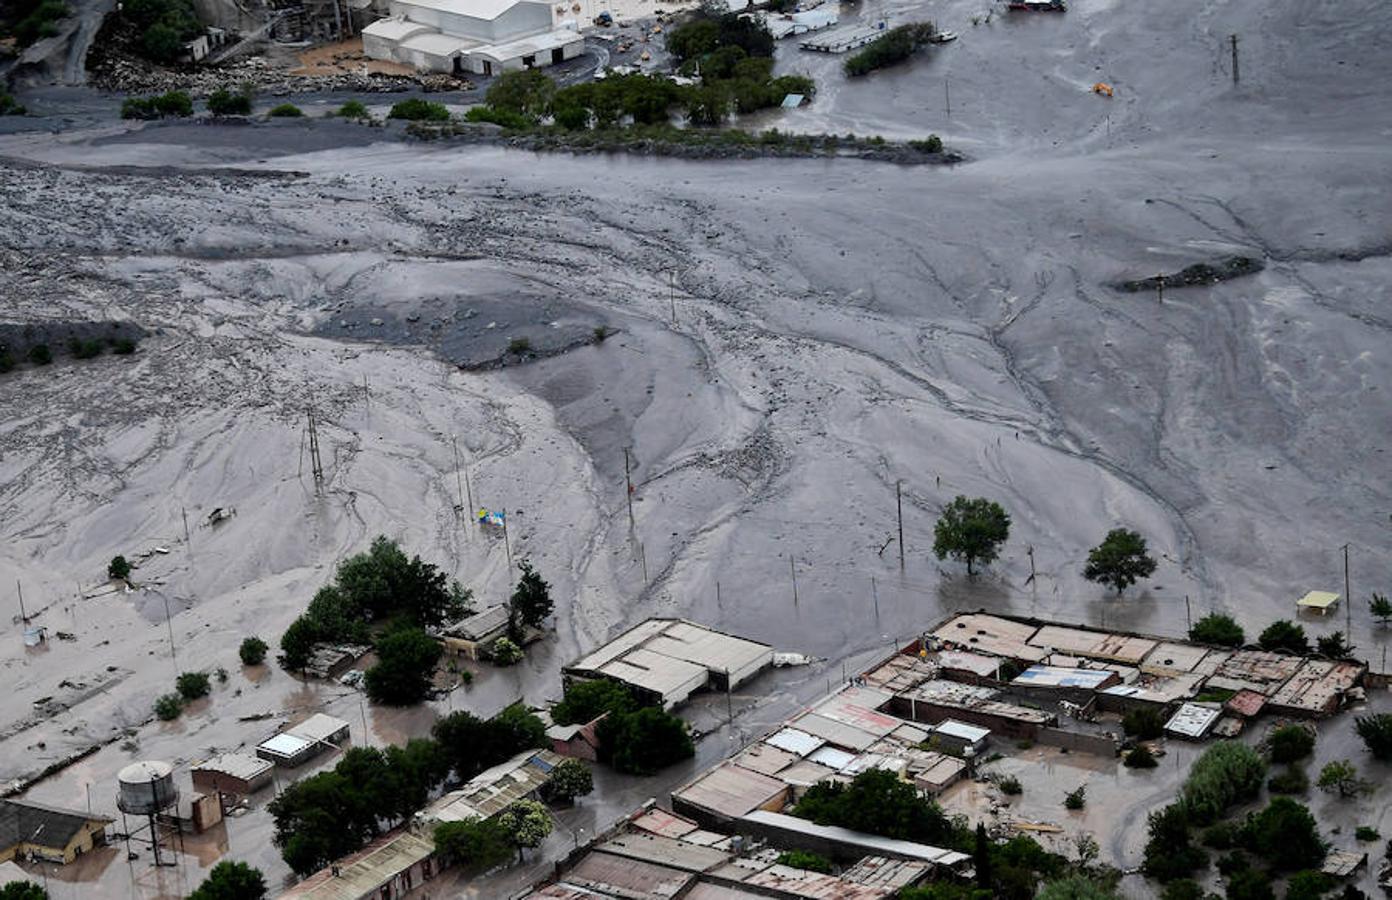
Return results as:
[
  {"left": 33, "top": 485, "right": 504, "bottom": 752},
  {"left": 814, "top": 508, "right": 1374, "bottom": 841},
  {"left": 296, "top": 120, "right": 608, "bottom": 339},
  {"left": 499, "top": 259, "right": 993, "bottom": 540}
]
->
[
  {"left": 259, "top": 733, "right": 313, "bottom": 758},
  {"left": 933, "top": 720, "right": 990, "bottom": 743},
  {"left": 194, "top": 752, "right": 273, "bottom": 780},
  {"left": 1165, "top": 702, "right": 1222, "bottom": 739},
  {"left": 288, "top": 713, "right": 350, "bottom": 744},
  {"left": 391, "top": 0, "right": 548, "bottom": 21},
  {"left": 472, "top": 27, "right": 581, "bottom": 61},
  {"left": 361, "top": 16, "right": 434, "bottom": 40},
  {"left": 764, "top": 727, "right": 824, "bottom": 757},
  {"left": 740, "top": 810, "right": 971, "bottom": 867}
]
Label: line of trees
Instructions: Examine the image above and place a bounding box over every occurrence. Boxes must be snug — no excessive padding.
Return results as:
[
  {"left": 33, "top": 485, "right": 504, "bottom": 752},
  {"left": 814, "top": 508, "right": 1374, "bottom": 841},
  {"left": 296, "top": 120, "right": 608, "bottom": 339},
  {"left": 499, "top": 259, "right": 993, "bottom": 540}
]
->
[{"left": 844, "top": 23, "right": 937, "bottom": 77}]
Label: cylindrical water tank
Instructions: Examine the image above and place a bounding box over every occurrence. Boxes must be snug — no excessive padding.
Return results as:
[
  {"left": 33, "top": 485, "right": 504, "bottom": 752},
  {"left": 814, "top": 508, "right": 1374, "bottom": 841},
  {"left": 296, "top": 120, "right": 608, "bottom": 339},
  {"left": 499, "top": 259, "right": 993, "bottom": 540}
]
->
[{"left": 117, "top": 760, "right": 178, "bottom": 815}]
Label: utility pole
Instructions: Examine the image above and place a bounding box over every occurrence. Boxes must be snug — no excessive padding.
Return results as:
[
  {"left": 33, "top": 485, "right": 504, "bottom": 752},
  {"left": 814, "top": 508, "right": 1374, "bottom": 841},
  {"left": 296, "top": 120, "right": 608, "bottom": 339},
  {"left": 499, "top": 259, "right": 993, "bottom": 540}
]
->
[
  {"left": 639, "top": 542, "right": 648, "bottom": 583},
  {"left": 724, "top": 668, "right": 734, "bottom": 729},
  {"left": 162, "top": 593, "right": 178, "bottom": 672},
  {"left": 1184, "top": 594, "right": 1192, "bottom": 633},
  {"left": 306, "top": 409, "right": 325, "bottom": 495},
  {"left": 944, "top": 77, "right": 951, "bottom": 116},
  {"left": 623, "top": 448, "right": 635, "bottom": 529},
  {"left": 1156, "top": 273, "right": 1165, "bottom": 304},
  {"left": 896, "top": 481, "right": 905, "bottom": 568},
  {"left": 1343, "top": 543, "right": 1351, "bottom": 636},
  {"left": 502, "top": 509, "right": 514, "bottom": 570},
  {"left": 451, "top": 437, "right": 466, "bottom": 516},
  {"left": 871, "top": 576, "right": 879, "bottom": 622},
  {"left": 668, "top": 270, "right": 677, "bottom": 325},
  {"left": 1230, "top": 34, "right": 1239, "bottom": 85},
  {"left": 181, "top": 507, "right": 190, "bottom": 544},
  {"left": 790, "top": 556, "right": 799, "bottom": 607},
  {"left": 16, "top": 580, "right": 26, "bottom": 624},
  {"left": 1025, "top": 546, "right": 1036, "bottom": 586}
]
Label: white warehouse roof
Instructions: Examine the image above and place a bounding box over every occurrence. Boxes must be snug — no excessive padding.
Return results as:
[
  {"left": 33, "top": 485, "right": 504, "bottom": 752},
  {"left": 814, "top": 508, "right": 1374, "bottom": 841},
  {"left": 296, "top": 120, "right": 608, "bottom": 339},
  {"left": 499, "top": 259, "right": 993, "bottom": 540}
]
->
[
  {"left": 391, "top": 0, "right": 547, "bottom": 21},
  {"left": 361, "top": 16, "right": 435, "bottom": 41},
  {"left": 933, "top": 720, "right": 990, "bottom": 743}
]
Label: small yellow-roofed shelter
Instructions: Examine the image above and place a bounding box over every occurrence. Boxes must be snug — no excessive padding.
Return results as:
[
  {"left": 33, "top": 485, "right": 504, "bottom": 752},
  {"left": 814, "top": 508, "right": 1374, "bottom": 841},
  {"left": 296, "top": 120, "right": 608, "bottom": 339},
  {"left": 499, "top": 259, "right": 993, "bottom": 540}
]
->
[{"left": 1296, "top": 590, "right": 1341, "bottom": 616}]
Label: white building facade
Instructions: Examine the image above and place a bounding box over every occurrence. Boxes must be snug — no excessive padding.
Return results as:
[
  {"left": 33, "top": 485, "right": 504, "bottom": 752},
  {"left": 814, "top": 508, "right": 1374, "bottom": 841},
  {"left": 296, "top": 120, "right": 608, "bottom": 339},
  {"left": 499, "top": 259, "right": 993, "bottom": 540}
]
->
[{"left": 362, "top": 0, "right": 584, "bottom": 75}]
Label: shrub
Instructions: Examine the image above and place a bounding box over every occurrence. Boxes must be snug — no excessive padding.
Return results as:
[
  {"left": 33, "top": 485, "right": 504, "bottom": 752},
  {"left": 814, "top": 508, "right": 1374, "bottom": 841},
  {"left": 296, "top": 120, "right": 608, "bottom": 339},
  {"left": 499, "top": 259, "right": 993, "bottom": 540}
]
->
[
  {"left": 1159, "top": 881, "right": 1206, "bottom": 900},
  {"left": 552, "top": 679, "right": 635, "bottom": 726},
  {"left": 336, "top": 100, "right": 370, "bottom": 119},
  {"left": 1238, "top": 797, "right": 1327, "bottom": 872},
  {"left": 776, "top": 850, "right": 832, "bottom": 873},
  {"left": 0, "top": 91, "right": 28, "bottom": 116},
  {"left": 27, "top": 343, "right": 51, "bottom": 365},
  {"left": 796, "top": 768, "right": 954, "bottom": 844},
  {"left": 1223, "top": 867, "right": 1271, "bottom": 900},
  {"left": 239, "top": 636, "right": 268, "bottom": 666},
  {"left": 154, "top": 693, "right": 184, "bottom": 720},
  {"left": 1268, "top": 724, "right": 1315, "bottom": 763},
  {"left": 546, "top": 758, "right": 593, "bottom": 802},
  {"left": 1123, "top": 707, "right": 1165, "bottom": 740},
  {"left": 108, "top": 555, "right": 132, "bottom": 580},
  {"left": 1315, "top": 631, "right": 1355, "bottom": 659},
  {"left": 1064, "top": 785, "right": 1086, "bottom": 810},
  {"left": 1355, "top": 714, "right": 1392, "bottom": 760},
  {"left": 996, "top": 774, "right": 1023, "bottom": 795},
  {"left": 507, "top": 337, "right": 532, "bottom": 355},
  {"left": 593, "top": 325, "right": 610, "bottom": 343},
  {"left": 112, "top": 337, "right": 138, "bottom": 354},
  {"left": 844, "top": 22, "right": 937, "bottom": 77},
  {"left": 598, "top": 707, "right": 694, "bottom": 775},
  {"left": 909, "top": 134, "right": 944, "bottom": 153},
  {"left": 70, "top": 337, "right": 103, "bottom": 359},
  {"left": 1284, "top": 870, "right": 1335, "bottom": 900},
  {"left": 1258, "top": 619, "right": 1308, "bottom": 654},
  {"left": 120, "top": 90, "right": 194, "bottom": 120},
  {"left": 1125, "top": 745, "right": 1158, "bottom": 769},
  {"left": 485, "top": 68, "right": 554, "bottom": 118},
  {"left": 0, "top": 353, "right": 13, "bottom": 373},
  {"left": 268, "top": 103, "right": 303, "bottom": 117},
  {"left": 491, "top": 636, "right": 523, "bottom": 665},
  {"left": 1180, "top": 741, "right": 1267, "bottom": 824},
  {"left": 1316, "top": 759, "right": 1360, "bottom": 798},
  {"left": 1267, "top": 766, "right": 1308, "bottom": 794},
  {"left": 388, "top": 99, "right": 449, "bottom": 121},
  {"left": 12, "top": 0, "right": 69, "bottom": 47},
  {"left": 176, "top": 671, "right": 212, "bottom": 700},
  {"left": 462, "top": 105, "right": 532, "bottom": 129},
  {"left": 207, "top": 88, "right": 253, "bottom": 116},
  {"left": 1356, "top": 826, "right": 1380, "bottom": 841},
  {"left": 1189, "top": 613, "right": 1245, "bottom": 647},
  {"left": 1200, "top": 821, "right": 1236, "bottom": 850}
]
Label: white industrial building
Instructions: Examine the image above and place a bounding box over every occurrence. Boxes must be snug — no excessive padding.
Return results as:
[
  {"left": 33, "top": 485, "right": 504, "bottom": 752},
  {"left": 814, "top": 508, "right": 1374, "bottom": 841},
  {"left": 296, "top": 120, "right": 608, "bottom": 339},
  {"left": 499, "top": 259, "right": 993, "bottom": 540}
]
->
[{"left": 362, "top": 0, "right": 584, "bottom": 75}]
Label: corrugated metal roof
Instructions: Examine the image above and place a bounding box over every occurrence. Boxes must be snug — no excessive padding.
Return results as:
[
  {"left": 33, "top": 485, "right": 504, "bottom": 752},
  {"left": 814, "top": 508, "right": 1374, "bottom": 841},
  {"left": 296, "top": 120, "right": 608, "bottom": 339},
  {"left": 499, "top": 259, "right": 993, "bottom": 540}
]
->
[
  {"left": 933, "top": 720, "right": 990, "bottom": 743},
  {"left": 684, "top": 884, "right": 767, "bottom": 899},
  {"left": 629, "top": 808, "right": 699, "bottom": 840},
  {"left": 806, "top": 745, "right": 857, "bottom": 770},
  {"left": 288, "top": 713, "right": 350, "bottom": 744},
  {"left": 564, "top": 850, "right": 695, "bottom": 898},
  {"left": 1267, "top": 659, "right": 1362, "bottom": 713},
  {"left": 1012, "top": 665, "right": 1116, "bottom": 690},
  {"left": 933, "top": 614, "right": 1048, "bottom": 662},
  {"left": 1164, "top": 702, "right": 1221, "bottom": 738},
  {"left": 777, "top": 760, "right": 837, "bottom": 787},
  {"left": 673, "top": 764, "right": 788, "bottom": 820},
  {"left": 598, "top": 832, "right": 730, "bottom": 873},
  {"left": 735, "top": 743, "right": 800, "bottom": 776},
  {"left": 842, "top": 855, "right": 931, "bottom": 890},
  {"left": 1297, "top": 590, "right": 1340, "bottom": 610},
  {"left": 739, "top": 810, "right": 970, "bottom": 867},
  {"left": 646, "top": 621, "right": 773, "bottom": 675},
  {"left": 442, "top": 604, "right": 510, "bottom": 639},
  {"left": 193, "top": 752, "right": 273, "bottom": 781},
  {"left": 280, "top": 830, "right": 433, "bottom": 900},
  {"left": 764, "top": 728, "right": 825, "bottom": 757},
  {"left": 793, "top": 713, "right": 879, "bottom": 751},
  {"left": 258, "top": 732, "right": 312, "bottom": 758},
  {"left": 599, "top": 648, "right": 709, "bottom": 698},
  {"left": 1225, "top": 689, "right": 1266, "bottom": 717},
  {"left": 743, "top": 864, "right": 895, "bottom": 899},
  {"left": 426, "top": 750, "right": 562, "bottom": 822},
  {"left": 1139, "top": 642, "right": 1212, "bottom": 675},
  {"left": 936, "top": 650, "right": 1003, "bottom": 678}
]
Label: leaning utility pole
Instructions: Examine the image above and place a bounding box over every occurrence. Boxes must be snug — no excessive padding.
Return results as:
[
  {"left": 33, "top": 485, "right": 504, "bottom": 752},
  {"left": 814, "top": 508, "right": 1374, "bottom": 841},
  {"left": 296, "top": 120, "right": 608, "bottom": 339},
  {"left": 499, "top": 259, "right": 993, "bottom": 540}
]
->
[
  {"left": 306, "top": 409, "right": 325, "bottom": 494},
  {"left": 1229, "top": 34, "right": 1239, "bottom": 85},
  {"left": 1343, "top": 543, "right": 1351, "bottom": 636},
  {"left": 16, "top": 580, "right": 26, "bottom": 624},
  {"left": 896, "top": 481, "right": 905, "bottom": 568},
  {"left": 451, "top": 437, "right": 467, "bottom": 515},
  {"left": 623, "top": 448, "right": 635, "bottom": 529}
]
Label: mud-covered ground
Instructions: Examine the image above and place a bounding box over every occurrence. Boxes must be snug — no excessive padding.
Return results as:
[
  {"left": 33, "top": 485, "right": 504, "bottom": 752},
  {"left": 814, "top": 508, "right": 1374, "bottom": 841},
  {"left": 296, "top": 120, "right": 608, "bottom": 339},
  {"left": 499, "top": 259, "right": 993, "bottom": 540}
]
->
[{"left": 1, "top": 0, "right": 1391, "bottom": 896}]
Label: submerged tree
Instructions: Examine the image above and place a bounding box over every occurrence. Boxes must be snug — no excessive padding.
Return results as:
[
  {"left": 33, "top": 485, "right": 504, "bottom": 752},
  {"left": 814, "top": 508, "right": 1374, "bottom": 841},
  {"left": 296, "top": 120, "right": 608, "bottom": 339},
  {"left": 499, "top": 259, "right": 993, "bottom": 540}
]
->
[
  {"left": 932, "top": 496, "right": 1010, "bottom": 575},
  {"left": 1082, "top": 528, "right": 1158, "bottom": 594}
]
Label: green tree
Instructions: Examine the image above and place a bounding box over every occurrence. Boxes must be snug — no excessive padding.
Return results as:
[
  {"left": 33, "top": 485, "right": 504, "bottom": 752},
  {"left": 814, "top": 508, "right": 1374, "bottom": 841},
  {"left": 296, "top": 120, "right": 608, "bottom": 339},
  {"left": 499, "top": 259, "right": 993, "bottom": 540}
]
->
[
  {"left": 546, "top": 758, "right": 593, "bottom": 802},
  {"left": 485, "top": 68, "right": 555, "bottom": 119},
  {"left": 1316, "top": 760, "right": 1360, "bottom": 798},
  {"left": 1239, "top": 797, "right": 1326, "bottom": 872},
  {"left": 432, "top": 705, "right": 547, "bottom": 781},
  {"left": 304, "top": 585, "right": 369, "bottom": 644},
  {"left": 1315, "top": 631, "right": 1355, "bottom": 659},
  {"left": 176, "top": 671, "right": 211, "bottom": 700},
  {"left": 383, "top": 738, "right": 449, "bottom": 821},
  {"left": 1268, "top": 724, "right": 1315, "bottom": 763},
  {"left": 774, "top": 849, "right": 831, "bottom": 872},
  {"left": 279, "top": 616, "right": 318, "bottom": 672},
  {"left": 491, "top": 636, "right": 523, "bottom": 666},
  {"left": 932, "top": 496, "right": 1010, "bottom": 575},
  {"left": 1258, "top": 620, "right": 1308, "bottom": 654},
  {"left": 1267, "top": 766, "right": 1309, "bottom": 795},
  {"left": 1284, "top": 870, "right": 1335, "bottom": 900},
  {"left": 267, "top": 103, "right": 302, "bottom": 117},
  {"left": 108, "top": 555, "right": 132, "bottom": 580},
  {"left": 141, "top": 23, "right": 185, "bottom": 63},
  {"left": 1355, "top": 714, "right": 1392, "bottom": 760},
  {"left": 1181, "top": 741, "right": 1267, "bottom": 824},
  {"left": 1122, "top": 707, "right": 1165, "bottom": 739},
  {"left": 551, "top": 679, "right": 635, "bottom": 725},
  {"left": 1159, "top": 881, "right": 1206, "bottom": 900},
  {"left": 509, "top": 561, "right": 553, "bottom": 633},
  {"left": 900, "top": 885, "right": 993, "bottom": 900},
  {"left": 794, "top": 768, "right": 953, "bottom": 844},
  {"left": 1224, "top": 868, "right": 1272, "bottom": 900},
  {"left": 1082, "top": 528, "right": 1158, "bottom": 593},
  {"left": 1064, "top": 785, "right": 1086, "bottom": 810},
  {"left": 1371, "top": 592, "right": 1392, "bottom": 626},
  {"left": 1035, "top": 875, "right": 1121, "bottom": 900},
  {"left": 599, "top": 707, "right": 694, "bottom": 775},
  {"left": 973, "top": 821, "right": 993, "bottom": 889},
  {"left": 387, "top": 99, "right": 448, "bottom": 121},
  {"left": 843, "top": 22, "right": 936, "bottom": 76},
  {"left": 207, "top": 88, "right": 253, "bottom": 116},
  {"left": 269, "top": 769, "right": 375, "bottom": 875},
  {"left": 239, "top": 636, "right": 268, "bottom": 666},
  {"left": 364, "top": 628, "right": 441, "bottom": 705},
  {"left": 432, "top": 818, "right": 511, "bottom": 870},
  {"left": 188, "top": 861, "right": 267, "bottom": 900},
  {"left": 666, "top": 18, "right": 720, "bottom": 60},
  {"left": 0, "top": 883, "right": 48, "bottom": 900},
  {"left": 1125, "top": 745, "right": 1159, "bottom": 768},
  {"left": 1142, "top": 803, "right": 1206, "bottom": 882},
  {"left": 496, "top": 799, "right": 552, "bottom": 862}
]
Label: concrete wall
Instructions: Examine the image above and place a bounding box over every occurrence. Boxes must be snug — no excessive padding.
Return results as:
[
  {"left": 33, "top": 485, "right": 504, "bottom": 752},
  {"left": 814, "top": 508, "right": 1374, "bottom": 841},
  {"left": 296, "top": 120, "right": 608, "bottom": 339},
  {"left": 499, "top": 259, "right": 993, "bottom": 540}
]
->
[
  {"left": 363, "top": 31, "right": 401, "bottom": 62},
  {"left": 885, "top": 696, "right": 1045, "bottom": 741},
  {"left": 1035, "top": 726, "right": 1119, "bottom": 757}
]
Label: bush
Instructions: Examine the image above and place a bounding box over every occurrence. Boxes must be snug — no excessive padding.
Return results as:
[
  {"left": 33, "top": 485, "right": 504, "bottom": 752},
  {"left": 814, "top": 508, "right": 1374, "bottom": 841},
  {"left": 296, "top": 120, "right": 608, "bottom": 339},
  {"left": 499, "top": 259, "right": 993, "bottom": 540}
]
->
[
  {"left": 154, "top": 693, "right": 184, "bottom": 720},
  {"left": 1284, "top": 870, "right": 1335, "bottom": 900},
  {"left": 177, "top": 671, "right": 212, "bottom": 700},
  {"left": 70, "top": 337, "right": 103, "bottom": 359},
  {"left": 364, "top": 628, "right": 442, "bottom": 705},
  {"left": 0, "top": 353, "right": 13, "bottom": 373},
  {"left": 1223, "top": 867, "right": 1272, "bottom": 900},
  {"left": 1258, "top": 620, "right": 1308, "bottom": 654},
  {"left": 1355, "top": 714, "right": 1392, "bottom": 760},
  {"left": 108, "top": 555, "right": 132, "bottom": 580},
  {"left": 1180, "top": 741, "right": 1267, "bottom": 824},
  {"left": 119, "top": 0, "right": 201, "bottom": 62},
  {"left": 121, "top": 91, "right": 194, "bottom": 120},
  {"left": 996, "top": 774, "right": 1023, "bottom": 795},
  {"left": 844, "top": 22, "right": 937, "bottom": 77},
  {"left": 1123, "top": 707, "right": 1165, "bottom": 740},
  {"left": 1267, "top": 766, "right": 1308, "bottom": 794},
  {"left": 507, "top": 337, "right": 532, "bottom": 355},
  {"left": 909, "top": 134, "right": 944, "bottom": 153},
  {"left": 552, "top": 679, "right": 636, "bottom": 726},
  {"left": 1142, "top": 803, "right": 1206, "bottom": 882},
  {"left": 1159, "top": 881, "right": 1206, "bottom": 900},
  {"left": 1201, "top": 822, "right": 1237, "bottom": 850},
  {"left": 463, "top": 105, "right": 532, "bottom": 129},
  {"left": 239, "top": 636, "right": 268, "bottom": 666},
  {"left": 207, "top": 88, "right": 253, "bottom": 116},
  {"left": 11, "top": 0, "right": 69, "bottom": 47},
  {"left": 388, "top": 99, "right": 449, "bottom": 121},
  {"left": 776, "top": 850, "right": 832, "bottom": 873},
  {"left": 1356, "top": 826, "right": 1380, "bottom": 841},
  {"left": 1125, "top": 745, "right": 1159, "bottom": 769},
  {"left": 267, "top": 103, "right": 303, "bottom": 117},
  {"left": 1064, "top": 785, "right": 1086, "bottom": 810},
  {"left": 433, "top": 817, "right": 511, "bottom": 870},
  {"left": 1316, "top": 759, "right": 1360, "bottom": 798},
  {"left": 796, "top": 768, "right": 954, "bottom": 844},
  {"left": 27, "top": 343, "right": 52, "bottom": 365},
  {"left": 1189, "top": 613, "right": 1245, "bottom": 647},
  {"left": 1315, "top": 631, "right": 1355, "bottom": 659},
  {"left": 112, "top": 337, "right": 137, "bottom": 355},
  {"left": 0, "top": 91, "right": 28, "bottom": 116},
  {"left": 1268, "top": 724, "right": 1315, "bottom": 763},
  {"left": 491, "top": 636, "right": 523, "bottom": 665},
  {"left": 336, "top": 100, "right": 370, "bottom": 119}
]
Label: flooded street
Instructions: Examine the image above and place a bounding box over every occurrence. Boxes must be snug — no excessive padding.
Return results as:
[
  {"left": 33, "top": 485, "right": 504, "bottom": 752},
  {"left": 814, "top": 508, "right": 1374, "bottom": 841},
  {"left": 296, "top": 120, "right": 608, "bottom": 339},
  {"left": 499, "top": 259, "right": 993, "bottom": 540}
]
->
[{"left": 1, "top": 0, "right": 1391, "bottom": 894}]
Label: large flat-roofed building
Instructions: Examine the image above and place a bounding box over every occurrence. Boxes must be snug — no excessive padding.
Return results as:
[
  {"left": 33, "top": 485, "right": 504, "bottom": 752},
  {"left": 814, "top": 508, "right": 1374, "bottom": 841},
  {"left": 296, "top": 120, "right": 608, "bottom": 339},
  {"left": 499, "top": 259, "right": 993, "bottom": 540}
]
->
[
  {"left": 565, "top": 619, "right": 773, "bottom": 710},
  {"left": 362, "top": 0, "right": 583, "bottom": 75}
]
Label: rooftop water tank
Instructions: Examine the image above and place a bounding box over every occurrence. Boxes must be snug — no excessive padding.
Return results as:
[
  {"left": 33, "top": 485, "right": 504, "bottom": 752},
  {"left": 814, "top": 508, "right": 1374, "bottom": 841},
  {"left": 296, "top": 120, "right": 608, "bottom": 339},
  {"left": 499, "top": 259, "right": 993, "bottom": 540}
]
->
[{"left": 117, "top": 760, "right": 178, "bottom": 815}]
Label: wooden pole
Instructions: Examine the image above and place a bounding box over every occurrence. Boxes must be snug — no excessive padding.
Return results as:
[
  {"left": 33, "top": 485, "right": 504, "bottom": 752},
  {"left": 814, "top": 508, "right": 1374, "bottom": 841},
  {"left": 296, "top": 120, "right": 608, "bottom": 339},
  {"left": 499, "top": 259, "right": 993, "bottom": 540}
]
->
[
  {"left": 1230, "top": 34, "right": 1239, "bottom": 85},
  {"left": 1026, "top": 546, "right": 1036, "bottom": 586},
  {"left": 1343, "top": 543, "right": 1351, "bottom": 636},
  {"left": 181, "top": 507, "right": 190, "bottom": 544},
  {"left": 502, "top": 510, "right": 514, "bottom": 570},
  {"left": 1184, "top": 594, "right": 1192, "bottom": 633},
  {"left": 639, "top": 543, "right": 648, "bottom": 583},
  {"left": 790, "top": 556, "right": 799, "bottom": 607},
  {"left": 896, "top": 481, "right": 905, "bottom": 568},
  {"left": 451, "top": 437, "right": 466, "bottom": 515},
  {"left": 162, "top": 593, "right": 178, "bottom": 671},
  {"left": 16, "top": 580, "right": 26, "bottom": 624},
  {"left": 872, "top": 576, "right": 879, "bottom": 621},
  {"left": 944, "top": 77, "right": 951, "bottom": 116}
]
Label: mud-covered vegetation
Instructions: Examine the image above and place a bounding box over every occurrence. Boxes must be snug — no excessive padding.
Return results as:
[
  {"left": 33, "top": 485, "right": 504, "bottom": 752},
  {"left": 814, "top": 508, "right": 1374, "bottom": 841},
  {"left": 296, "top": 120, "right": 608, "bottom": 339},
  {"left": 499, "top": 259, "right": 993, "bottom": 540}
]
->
[{"left": 844, "top": 23, "right": 938, "bottom": 77}]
